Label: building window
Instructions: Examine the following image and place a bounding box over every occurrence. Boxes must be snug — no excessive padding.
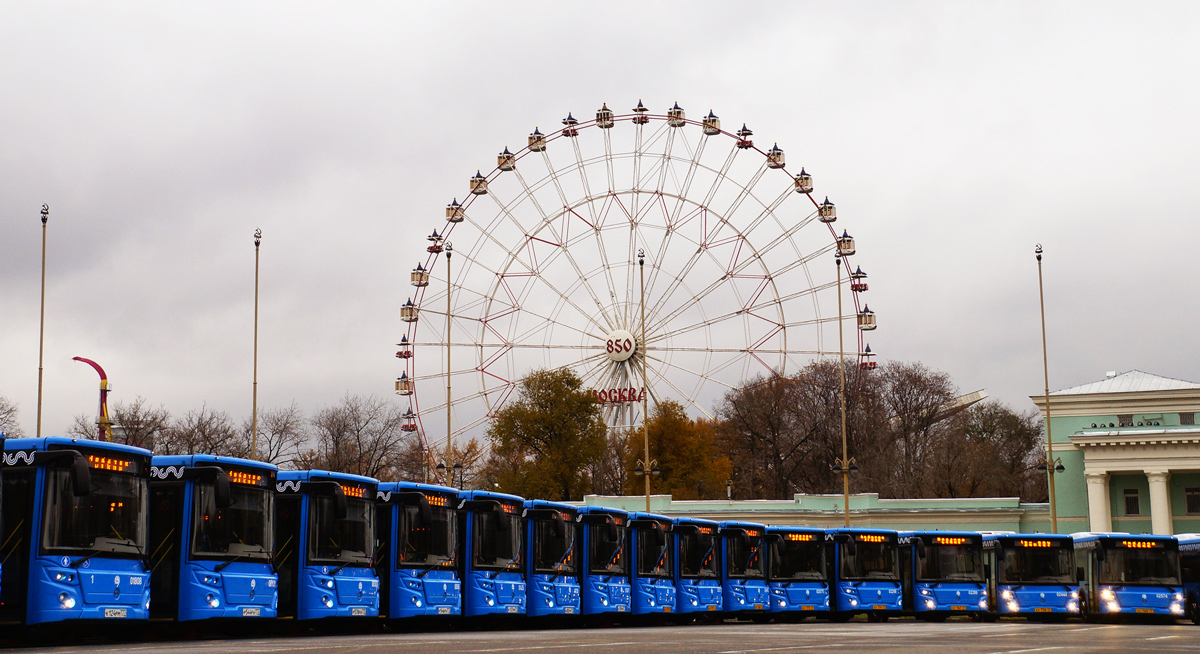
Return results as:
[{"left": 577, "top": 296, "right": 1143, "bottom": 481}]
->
[
  {"left": 1182, "top": 413, "right": 1196, "bottom": 426},
  {"left": 1124, "top": 488, "right": 1141, "bottom": 516},
  {"left": 1118, "top": 414, "right": 1134, "bottom": 428},
  {"left": 1188, "top": 488, "right": 1200, "bottom": 515}
]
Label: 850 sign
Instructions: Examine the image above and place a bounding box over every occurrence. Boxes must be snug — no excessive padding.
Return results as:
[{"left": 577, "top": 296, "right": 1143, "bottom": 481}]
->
[{"left": 604, "top": 330, "right": 637, "bottom": 362}]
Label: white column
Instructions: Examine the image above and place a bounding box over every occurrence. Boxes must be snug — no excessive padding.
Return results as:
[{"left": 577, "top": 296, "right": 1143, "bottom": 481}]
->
[
  {"left": 1146, "top": 471, "right": 1173, "bottom": 535},
  {"left": 1085, "top": 472, "right": 1111, "bottom": 533}
]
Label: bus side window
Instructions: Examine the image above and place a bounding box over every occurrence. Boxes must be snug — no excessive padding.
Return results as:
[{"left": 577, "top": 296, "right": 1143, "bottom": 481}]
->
[
  {"left": 274, "top": 494, "right": 302, "bottom": 618},
  {"left": 148, "top": 483, "right": 184, "bottom": 619},
  {"left": 0, "top": 469, "right": 34, "bottom": 623}
]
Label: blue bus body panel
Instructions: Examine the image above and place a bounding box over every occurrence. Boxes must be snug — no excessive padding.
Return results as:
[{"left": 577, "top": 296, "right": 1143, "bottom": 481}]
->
[
  {"left": 458, "top": 490, "right": 526, "bottom": 617},
  {"left": 1074, "top": 532, "right": 1183, "bottom": 617},
  {"left": 901, "top": 530, "right": 986, "bottom": 614},
  {"left": 766, "top": 526, "right": 830, "bottom": 614},
  {"left": 378, "top": 482, "right": 462, "bottom": 618},
  {"left": 6, "top": 438, "right": 153, "bottom": 624},
  {"left": 719, "top": 521, "right": 768, "bottom": 614},
  {"left": 827, "top": 528, "right": 903, "bottom": 614},
  {"left": 153, "top": 455, "right": 279, "bottom": 621},
  {"left": 983, "top": 533, "right": 1078, "bottom": 616},
  {"left": 576, "top": 506, "right": 632, "bottom": 616},
  {"left": 674, "top": 517, "right": 722, "bottom": 615},
  {"left": 523, "top": 500, "right": 580, "bottom": 617},
  {"left": 278, "top": 470, "right": 380, "bottom": 620},
  {"left": 1178, "top": 533, "right": 1200, "bottom": 616},
  {"left": 629, "top": 512, "right": 675, "bottom": 615}
]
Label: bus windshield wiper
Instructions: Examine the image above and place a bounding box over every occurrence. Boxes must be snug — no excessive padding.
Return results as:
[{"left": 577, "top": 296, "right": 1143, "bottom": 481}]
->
[
  {"left": 70, "top": 549, "right": 102, "bottom": 569},
  {"left": 215, "top": 554, "right": 244, "bottom": 572},
  {"left": 416, "top": 558, "right": 450, "bottom": 578}
]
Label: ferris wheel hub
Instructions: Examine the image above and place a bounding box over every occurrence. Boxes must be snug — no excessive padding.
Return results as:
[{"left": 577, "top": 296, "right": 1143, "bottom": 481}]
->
[{"left": 604, "top": 329, "right": 638, "bottom": 362}]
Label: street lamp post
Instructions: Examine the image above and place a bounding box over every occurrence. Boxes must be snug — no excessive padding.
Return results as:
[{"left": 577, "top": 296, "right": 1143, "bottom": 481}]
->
[
  {"left": 639, "top": 250, "right": 651, "bottom": 512},
  {"left": 36, "top": 204, "right": 49, "bottom": 438},
  {"left": 445, "top": 242, "right": 453, "bottom": 487},
  {"left": 251, "top": 229, "right": 261, "bottom": 457},
  {"left": 1036, "top": 244, "right": 1059, "bottom": 533},
  {"left": 835, "top": 252, "right": 852, "bottom": 528}
]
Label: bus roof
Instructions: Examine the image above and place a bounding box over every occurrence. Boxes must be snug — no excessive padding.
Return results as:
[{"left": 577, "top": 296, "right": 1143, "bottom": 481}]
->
[
  {"left": 827, "top": 527, "right": 897, "bottom": 536},
  {"left": 1071, "top": 531, "right": 1174, "bottom": 543},
  {"left": 378, "top": 480, "right": 458, "bottom": 495},
  {"left": 674, "top": 516, "right": 720, "bottom": 527},
  {"left": 982, "top": 532, "right": 1072, "bottom": 541},
  {"left": 458, "top": 488, "right": 524, "bottom": 504},
  {"left": 629, "top": 511, "right": 673, "bottom": 526},
  {"left": 5, "top": 436, "right": 152, "bottom": 457},
  {"left": 577, "top": 505, "right": 629, "bottom": 518},
  {"left": 718, "top": 520, "right": 767, "bottom": 531},
  {"left": 766, "top": 525, "right": 824, "bottom": 535},
  {"left": 524, "top": 499, "right": 578, "bottom": 513},
  {"left": 899, "top": 529, "right": 980, "bottom": 538},
  {"left": 277, "top": 469, "right": 378, "bottom": 486},
  {"left": 151, "top": 454, "right": 278, "bottom": 473}
]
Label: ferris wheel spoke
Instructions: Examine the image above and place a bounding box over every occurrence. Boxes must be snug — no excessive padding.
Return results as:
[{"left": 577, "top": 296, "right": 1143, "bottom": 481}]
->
[
  {"left": 570, "top": 137, "right": 600, "bottom": 226},
  {"left": 641, "top": 353, "right": 714, "bottom": 420}
]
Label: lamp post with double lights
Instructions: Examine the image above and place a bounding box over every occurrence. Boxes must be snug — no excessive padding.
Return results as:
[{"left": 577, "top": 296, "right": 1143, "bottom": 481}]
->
[
  {"left": 36, "top": 204, "right": 49, "bottom": 438},
  {"left": 251, "top": 228, "right": 262, "bottom": 457},
  {"left": 1035, "top": 244, "right": 1061, "bottom": 533},
  {"left": 833, "top": 251, "right": 854, "bottom": 527}
]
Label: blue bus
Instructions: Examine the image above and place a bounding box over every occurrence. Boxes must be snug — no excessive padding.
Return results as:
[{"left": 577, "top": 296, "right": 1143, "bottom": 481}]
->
[
  {"left": 673, "top": 517, "right": 721, "bottom": 616},
  {"left": 719, "top": 521, "right": 768, "bottom": 618},
  {"left": 576, "top": 506, "right": 631, "bottom": 616},
  {"left": 374, "top": 482, "right": 461, "bottom": 619},
  {"left": 148, "top": 455, "right": 278, "bottom": 621},
  {"left": 523, "top": 500, "right": 580, "bottom": 617},
  {"left": 765, "top": 526, "right": 830, "bottom": 616},
  {"left": 1073, "top": 532, "right": 1183, "bottom": 620},
  {"left": 457, "top": 490, "right": 525, "bottom": 617},
  {"left": 1176, "top": 533, "right": 1200, "bottom": 623},
  {"left": 899, "top": 530, "right": 987, "bottom": 620},
  {"left": 628, "top": 512, "right": 674, "bottom": 615},
  {"left": 0, "top": 437, "right": 152, "bottom": 624},
  {"left": 826, "top": 528, "right": 903, "bottom": 620},
  {"left": 982, "top": 533, "right": 1079, "bottom": 619},
  {"left": 273, "top": 470, "right": 380, "bottom": 620}
]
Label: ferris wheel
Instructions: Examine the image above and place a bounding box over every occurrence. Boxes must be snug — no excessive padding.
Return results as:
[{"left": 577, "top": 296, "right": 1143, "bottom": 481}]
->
[{"left": 396, "top": 100, "right": 877, "bottom": 456}]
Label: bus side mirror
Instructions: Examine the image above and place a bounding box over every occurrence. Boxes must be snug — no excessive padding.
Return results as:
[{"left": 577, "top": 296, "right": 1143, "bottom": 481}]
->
[
  {"left": 213, "top": 470, "right": 233, "bottom": 508},
  {"left": 1076, "top": 566, "right": 1085, "bottom": 581},
  {"left": 493, "top": 508, "right": 508, "bottom": 532},
  {"left": 392, "top": 492, "right": 432, "bottom": 525},
  {"left": 69, "top": 454, "right": 91, "bottom": 497},
  {"left": 846, "top": 539, "right": 857, "bottom": 558},
  {"left": 983, "top": 563, "right": 990, "bottom": 578},
  {"left": 1095, "top": 547, "right": 1105, "bottom": 563},
  {"left": 915, "top": 540, "right": 926, "bottom": 560}
]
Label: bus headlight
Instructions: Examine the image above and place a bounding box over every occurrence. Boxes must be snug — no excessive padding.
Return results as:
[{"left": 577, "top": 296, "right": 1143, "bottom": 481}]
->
[
  {"left": 1006, "top": 601, "right": 1019, "bottom": 612},
  {"left": 1067, "top": 601, "right": 1078, "bottom": 612},
  {"left": 1069, "top": 591, "right": 1079, "bottom": 600},
  {"left": 325, "top": 579, "right": 335, "bottom": 589},
  {"left": 1001, "top": 590, "right": 1014, "bottom": 600},
  {"left": 978, "top": 599, "right": 988, "bottom": 609},
  {"left": 322, "top": 595, "right": 334, "bottom": 608},
  {"left": 778, "top": 599, "right": 786, "bottom": 608},
  {"left": 925, "top": 599, "right": 936, "bottom": 610},
  {"left": 1100, "top": 589, "right": 1115, "bottom": 601},
  {"left": 58, "top": 593, "right": 76, "bottom": 609},
  {"left": 848, "top": 598, "right": 858, "bottom": 607},
  {"left": 485, "top": 595, "right": 495, "bottom": 606},
  {"left": 600, "top": 597, "right": 608, "bottom": 606},
  {"left": 1105, "top": 601, "right": 1120, "bottom": 612},
  {"left": 206, "top": 593, "right": 220, "bottom": 608},
  {"left": 920, "top": 588, "right": 931, "bottom": 596},
  {"left": 690, "top": 598, "right": 698, "bottom": 606},
  {"left": 1175, "top": 593, "right": 1184, "bottom": 602},
  {"left": 1171, "top": 603, "right": 1184, "bottom": 615},
  {"left": 55, "top": 572, "right": 75, "bottom": 583}
]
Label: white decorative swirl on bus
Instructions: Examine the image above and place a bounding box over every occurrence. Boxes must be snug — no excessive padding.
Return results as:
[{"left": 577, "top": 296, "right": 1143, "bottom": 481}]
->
[
  {"left": 150, "top": 465, "right": 185, "bottom": 480},
  {"left": 2, "top": 451, "right": 36, "bottom": 466},
  {"left": 377, "top": 490, "right": 391, "bottom": 502},
  {"left": 276, "top": 480, "right": 302, "bottom": 493}
]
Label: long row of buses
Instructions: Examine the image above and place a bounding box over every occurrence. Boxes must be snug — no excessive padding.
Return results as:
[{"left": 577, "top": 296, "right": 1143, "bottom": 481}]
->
[{"left": 2, "top": 436, "right": 1199, "bottom": 635}]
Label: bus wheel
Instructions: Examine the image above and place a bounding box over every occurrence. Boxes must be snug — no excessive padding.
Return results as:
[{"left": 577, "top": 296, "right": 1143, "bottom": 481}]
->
[{"left": 1189, "top": 596, "right": 1200, "bottom": 625}]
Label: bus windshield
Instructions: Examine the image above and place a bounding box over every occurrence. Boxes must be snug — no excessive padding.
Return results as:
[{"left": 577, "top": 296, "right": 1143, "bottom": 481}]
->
[
  {"left": 918, "top": 542, "right": 983, "bottom": 582},
  {"left": 770, "top": 537, "right": 825, "bottom": 581},
  {"left": 192, "top": 482, "right": 272, "bottom": 560},
  {"left": 1000, "top": 543, "right": 1074, "bottom": 583},
  {"left": 42, "top": 468, "right": 147, "bottom": 557},
  {"left": 531, "top": 516, "right": 577, "bottom": 576},
  {"left": 637, "top": 528, "right": 672, "bottom": 579},
  {"left": 588, "top": 519, "right": 626, "bottom": 576},
  {"left": 1099, "top": 545, "right": 1180, "bottom": 585},
  {"left": 841, "top": 539, "right": 898, "bottom": 581},
  {"left": 727, "top": 533, "right": 765, "bottom": 579},
  {"left": 398, "top": 504, "right": 456, "bottom": 568},
  {"left": 679, "top": 529, "right": 719, "bottom": 579},
  {"left": 472, "top": 511, "right": 522, "bottom": 572},
  {"left": 308, "top": 496, "right": 374, "bottom": 565}
]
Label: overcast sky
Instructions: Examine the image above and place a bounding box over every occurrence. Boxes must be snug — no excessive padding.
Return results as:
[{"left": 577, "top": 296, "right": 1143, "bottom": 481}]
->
[{"left": 3, "top": 2, "right": 1199, "bottom": 442}]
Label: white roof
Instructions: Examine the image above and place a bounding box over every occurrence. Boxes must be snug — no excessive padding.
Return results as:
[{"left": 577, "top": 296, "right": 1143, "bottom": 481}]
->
[{"left": 1051, "top": 370, "right": 1200, "bottom": 396}]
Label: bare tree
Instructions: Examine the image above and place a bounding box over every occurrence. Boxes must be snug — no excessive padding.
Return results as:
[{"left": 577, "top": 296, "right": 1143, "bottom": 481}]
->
[
  {"left": 299, "top": 394, "right": 408, "bottom": 479},
  {"left": 159, "top": 405, "right": 245, "bottom": 457},
  {"left": 240, "top": 403, "right": 308, "bottom": 468},
  {"left": 69, "top": 397, "right": 170, "bottom": 450},
  {"left": 0, "top": 395, "right": 25, "bottom": 437}
]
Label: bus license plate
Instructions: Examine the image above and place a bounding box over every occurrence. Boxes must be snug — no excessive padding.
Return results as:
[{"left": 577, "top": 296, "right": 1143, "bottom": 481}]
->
[
  {"left": 707, "top": 605, "right": 717, "bottom": 611},
  {"left": 1034, "top": 608, "right": 1052, "bottom": 613},
  {"left": 103, "top": 608, "right": 127, "bottom": 618},
  {"left": 351, "top": 608, "right": 366, "bottom": 616},
  {"left": 617, "top": 605, "right": 626, "bottom": 612},
  {"left": 802, "top": 606, "right": 814, "bottom": 611},
  {"left": 872, "top": 605, "right": 887, "bottom": 610},
  {"left": 951, "top": 605, "right": 967, "bottom": 611},
  {"left": 564, "top": 607, "right": 574, "bottom": 614},
  {"left": 438, "top": 607, "right": 451, "bottom": 615},
  {"left": 507, "top": 605, "right": 518, "bottom": 613},
  {"left": 1136, "top": 608, "right": 1154, "bottom": 614},
  {"left": 242, "top": 607, "right": 261, "bottom": 617},
  {"left": 664, "top": 606, "right": 672, "bottom": 613},
  {"left": 754, "top": 604, "right": 764, "bottom": 610}
]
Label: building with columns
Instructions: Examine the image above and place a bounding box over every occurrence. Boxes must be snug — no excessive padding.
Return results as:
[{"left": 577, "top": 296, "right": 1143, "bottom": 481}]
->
[{"left": 1031, "top": 370, "right": 1200, "bottom": 536}]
